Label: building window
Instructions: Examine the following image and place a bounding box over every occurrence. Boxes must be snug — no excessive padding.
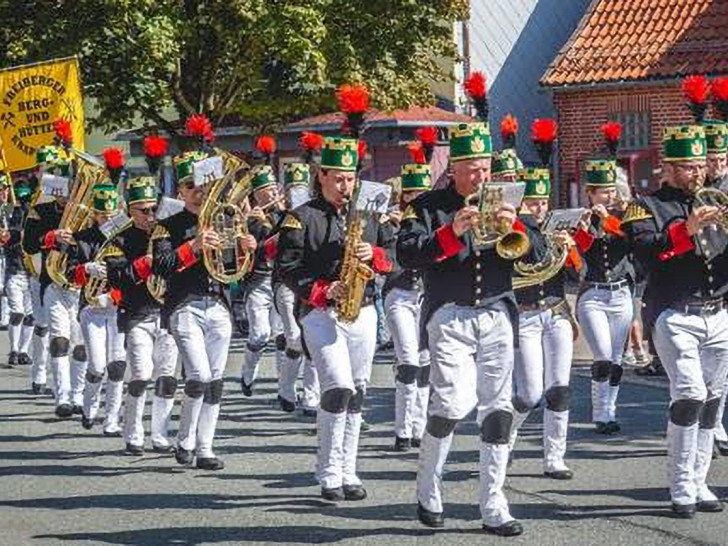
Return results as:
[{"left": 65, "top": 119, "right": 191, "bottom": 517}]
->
[{"left": 612, "top": 112, "right": 650, "bottom": 150}]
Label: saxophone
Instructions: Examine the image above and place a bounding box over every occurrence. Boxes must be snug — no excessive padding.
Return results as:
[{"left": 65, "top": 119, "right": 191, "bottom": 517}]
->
[{"left": 336, "top": 209, "right": 375, "bottom": 323}]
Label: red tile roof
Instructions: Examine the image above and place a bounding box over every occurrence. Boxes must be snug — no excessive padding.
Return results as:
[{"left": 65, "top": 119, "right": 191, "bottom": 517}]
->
[
  {"left": 542, "top": 0, "right": 728, "bottom": 87},
  {"left": 284, "top": 105, "right": 472, "bottom": 132}
]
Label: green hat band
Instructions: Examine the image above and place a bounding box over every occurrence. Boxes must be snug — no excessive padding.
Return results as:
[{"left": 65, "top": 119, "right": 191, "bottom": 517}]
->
[
  {"left": 283, "top": 163, "right": 310, "bottom": 187},
  {"left": 127, "top": 177, "right": 158, "bottom": 205},
  {"left": 518, "top": 168, "right": 551, "bottom": 198},
  {"left": 174, "top": 150, "right": 210, "bottom": 180},
  {"left": 14, "top": 184, "right": 32, "bottom": 199},
  {"left": 584, "top": 159, "right": 617, "bottom": 187},
  {"left": 401, "top": 164, "right": 432, "bottom": 191},
  {"left": 663, "top": 125, "right": 707, "bottom": 162},
  {"left": 320, "top": 137, "right": 359, "bottom": 172},
  {"left": 36, "top": 145, "right": 71, "bottom": 176},
  {"left": 92, "top": 184, "right": 118, "bottom": 212},
  {"left": 449, "top": 122, "right": 492, "bottom": 162},
  {"left": 704, "top": 121, "right": 728, "bottom": 155},
  {"left": 252, "top": 165, "right": 276, "bottom": 191},
  {"left": 492, "top": 149, "right": 519, "bottom": 176}
]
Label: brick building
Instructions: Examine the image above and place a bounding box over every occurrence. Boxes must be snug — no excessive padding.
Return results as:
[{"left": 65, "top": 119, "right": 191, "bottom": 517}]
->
[{"left": 541, "top": 0, "right": 728, "bottom": 206}]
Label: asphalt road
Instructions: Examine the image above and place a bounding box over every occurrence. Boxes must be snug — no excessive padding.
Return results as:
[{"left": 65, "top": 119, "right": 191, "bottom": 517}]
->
[{"left": 0, "top": 333, "right": 727, "bottom": 546}]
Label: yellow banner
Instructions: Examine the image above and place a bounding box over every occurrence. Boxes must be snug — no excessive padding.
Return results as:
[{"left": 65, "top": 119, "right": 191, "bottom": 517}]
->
[{"left": 0, "top": 57, "right": 84, "bottom": 172}]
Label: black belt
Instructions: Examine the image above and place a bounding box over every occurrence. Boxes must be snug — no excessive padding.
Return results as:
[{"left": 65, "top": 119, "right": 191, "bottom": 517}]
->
[
  {"left": 671, "top": 299, "right": 725, "bottom": 316},
  {"left": 519, "top": 297, "right": 564, "bottom": 313},
  {"left": 587, "top": 279, "right": 629, "bottom": 291}
]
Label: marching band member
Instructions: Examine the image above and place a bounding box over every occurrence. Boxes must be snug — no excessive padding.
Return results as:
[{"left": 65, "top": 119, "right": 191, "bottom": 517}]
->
[
  {"left": 152, "top": 120, "right": 256, "bottom": 470},
  {"left": 491, "top": 114, "right": 521, "bottom": 183},
  {"left": 0, "top": 171, "right": 10, "bottom": 331},
  {"left": 66, "top": 178, "right": 126, "bottom": 436},
  {"left": 624, "top": 122, "right": 728, "bottom": 518},
  {"left": 509, "top": 147, "right": 579, "bottom": 480},
  {"left": 24, "top": 144, "right": 87, "bottom": 418},
  {"left": 385, "top": 129, "right": 435, "bottom": 452},
  {"left": 240, "top": 136, "right": 285, "bottom": 401},
  {"left": 277, "top": 128, "right": 395, "bottom": 501},
  {"left": 398, "top": 110, "right": 529, "bottom": 533},
  {"left": 573, "top": 123, "right": 632, "bottom": 435},
  {"left": 274, "top": 158, "right": 319, "bottom": 415}
]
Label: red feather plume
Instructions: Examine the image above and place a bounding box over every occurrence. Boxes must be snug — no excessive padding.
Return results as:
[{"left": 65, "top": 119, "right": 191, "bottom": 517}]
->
[
  {"left": 358, "top": 140, "right": 367, "bottom": 162},
  {"left": 712, "top": 76, "right": 728, "bottom": 101},
  {"left": 336, "top": 83, "right": 370, "bottom": 114},
  {"left": 415, "top": 126, "right": 438, "bottom": 147},
  {"left": 407, "top": 142, "right": 426, "bottom": 165},
  {"left": 602, "top": 121, "right": 622, "bottom": 144},
  {"left": 500, "top": 114, "right": 519, "bottom": 139},
  {"left": 143, "top": 135, "right": 168, "bottom": 158},
  {"left": 531, "top": 118, "right": 558, "bottom": 144},
  {"left": 255, "top": 135, "right": 276, "bottom": 155},
  {"left": 53, "top": 119, "right": 73, "bottom": 146},
  {"left": 682, "top": 75, "right": 710, "bottom": 105},
  {"left": 463, "top": 72, "right": 487, "bottom": 100},
  {"left": 299, "top": 131, "right": 323, "bottom": 153},
  {"left": 103, "top": 147, "right": 125, "bottom": 170},
  {"left": 185, "top": 114, "right": 214, "bottom": 141}
]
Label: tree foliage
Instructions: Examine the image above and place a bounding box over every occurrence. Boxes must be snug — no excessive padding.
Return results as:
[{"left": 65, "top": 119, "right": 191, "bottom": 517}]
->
[{"left": 0, "top": 0, "right": 468, "bottom": 134}]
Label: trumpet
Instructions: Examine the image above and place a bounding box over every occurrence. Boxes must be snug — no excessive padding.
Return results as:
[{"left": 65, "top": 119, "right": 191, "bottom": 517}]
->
[{"left": 694, "top": 187, "right": 728, "bottom": 231}]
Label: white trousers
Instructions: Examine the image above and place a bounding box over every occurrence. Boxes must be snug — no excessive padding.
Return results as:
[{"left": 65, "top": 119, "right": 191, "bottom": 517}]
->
[
  {"left": 302, "top": 305, "right": 377, "bottom": 489},
  {"left": 418, "top": 303, "right": 515, "bottom": 527},
  {"left": 124, "top": 315, "right": 179, "bottom": 448},
  {"left": 170, "top": 298, "right": 232, "bottom": 458},
  {"left": 715, "top": 381, "right": 728, "bottom": 442},
  {"left": 80, "top": 305, "right": 126, "bottom": 432},
  {"left": 30, "top": 277, "right": 50, "bottom": 386},
  {"left": 6, "top": 272, "right": 33, "bottom": 355},
  {"left": 275, "top": 283, "right": 319, "bottom": 407},
  {"left": 577, "top": 285, "right": 633, "bottom": 423},
  {"left": 653, "top": 307, "right": 728, "bottom": 505},
  {"left": 241, "top": 276, "right": 283, "bottom": 386},
  {"left": 385, "top": 287, "right": 429, "bottom": 441},
  {"left": 512, "top": 308, "right": 573, "bottom": 472},
  {"left": 46, "top": 283, "right": 86, "bottom": 407},
  {"left": 0, "top": 254, "right": 8, "bottom": 326}
]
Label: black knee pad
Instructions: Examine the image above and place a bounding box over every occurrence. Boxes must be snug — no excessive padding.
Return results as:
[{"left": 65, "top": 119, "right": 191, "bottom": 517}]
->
[
  {"left": 155, "top": 375, "right": 178, "bottom": 398},
  {"left": 512, "top": 396, "right": 537, "bottom": 414},
  {"left": 426, "top": 415, "right": 458, "bottom": 438},
  {"left": 395, "top": 364, "right": 419, "bottom": 385},
  {"left": 591, "top": 360, "right": 611, "bottom": 382},
  {"left": 204, "top": 379, "right": 224, "bottom": 404},
  {"left": 417, "top": 365, "right": 430, "bottom": 388},
  {"left": 9, "top": 313, "right": 23, "bottom": 326},
  {"left": 23, "top": 314, "right": 34, "bottom": 327},
  {"left": 669, "top": 399, "right": 703, "bottom": 427},
  {"left": 608, "top": 364, "right": 623, "bottom": 386},
  {"left": 275, "top": 334, "right": 286, "bottom": 352},
  {"left": 246, "top": 340, "right": 267, "bottom": 353},
  {"left": 34, "top": 325, "right": 48, "bottom": 337},
  {"left": 347, "top": 386, "right": 365, "bottom": 413},
  {"left": 127, "top": 379, "right": 149, "bottom": 397},
  {"left": 107, "top": 360, "right": 126, "bottom": 382},
  {"left": 184, "top": 379, "right": 205, "bottom": 399},
  {"left": 699, "top": 397, "right": 721, "bottom": 429},
  {"left": 320, "top": 387, "right": 353, "bottom": 413},
  {"left": 85, "top": 370, "right": 103, "bottom": 384},
  {"left": 49, "top": 337, "right": 69, "bottom": 357},
  {"left": 285, "top": 348, "right": 302, "bottom": 359},
  {"left": 72, "top": 345, "right": 87, "bottom": 362},
  {"left": 480, "top": 409, "right": 514, "bottom": 444},
  {"left": 545, "top": 385, "right": 571, "bottom": 412}
]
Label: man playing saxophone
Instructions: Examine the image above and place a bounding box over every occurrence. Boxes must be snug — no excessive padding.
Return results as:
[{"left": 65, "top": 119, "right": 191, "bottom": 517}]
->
[
  {"left": 152, "top": 147, "right": 257, "bottom": 471},
  {"left": 276, "top": 136, "right": 394, "bottom": 502}
]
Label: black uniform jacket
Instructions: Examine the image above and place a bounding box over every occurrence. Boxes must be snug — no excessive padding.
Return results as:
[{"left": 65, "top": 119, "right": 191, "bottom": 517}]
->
[
  {"left": 3, "top": 205, "right": 28, "bottom": 278},
  {"left": 247, "top": 209, "right": 284, "bottom": 282},
  {"left": 382, "top": 219, "right": 422, "bottom": 297},
  {"left": 65, "top": 224, "right": 115, "bottom": 311},
  {"left": 623, "top": 184, "right": 728, "bottom": 333},
  {"left": 396, "top": 184, "right": 528, "bottom": 346},
  {"left": 106, "top": 225, "right": 161, "bottom": 333},
  {"left": 276, "top": 195, "right": 395, "bottom": 319},
  {"left": 151, "top": 207, "right": 229, "bottom": 325},
  {"left": 572, "top": 211, "right": 632, "bottom": 285},
  {"left": 23, "top": 201, "right": 65, "bottom": 298}
]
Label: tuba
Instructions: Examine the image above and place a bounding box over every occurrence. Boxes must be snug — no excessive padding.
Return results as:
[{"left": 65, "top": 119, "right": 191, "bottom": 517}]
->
[
  {"left": 513, "top": 208, "right": 585, "bottom": 290},
  {"left": 83, "top": 214, "right": 132, "bottom": 308},
  {"left": 46, "top": 150, "right": 107, "bottom": 290},
  {"left": 198, "top": 150, "right": 255, "bottom": 283},
  {"left": 694, "top": 187, "right": 728, "bottom": 231},
  {"left": 467, "top": 182, "right": 530, "bottom": 260}
]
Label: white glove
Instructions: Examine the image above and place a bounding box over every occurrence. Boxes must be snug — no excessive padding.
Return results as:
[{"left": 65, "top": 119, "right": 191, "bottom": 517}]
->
[{"left": 84, "top": 262, "right": 107, "bottom": 279}]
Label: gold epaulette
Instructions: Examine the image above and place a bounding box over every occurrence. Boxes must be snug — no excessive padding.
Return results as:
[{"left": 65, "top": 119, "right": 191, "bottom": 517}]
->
[
  {"left": 151, "top": 224, "right": 170, "bottom": 240},
  {"left": 26, "top": 208, "right": 40, "bottom": 220},
  {"left": 102, "top": 244, "right": 125, "bottom": 259},
  {"left": 621, "top": 202, "right": 652, "bottom": 224},
  {"left": 281, "top": 214, "right": 302, "bottom": 230},
  {"left": 402, "top": 205, "right": 418, "bottom": 221}
]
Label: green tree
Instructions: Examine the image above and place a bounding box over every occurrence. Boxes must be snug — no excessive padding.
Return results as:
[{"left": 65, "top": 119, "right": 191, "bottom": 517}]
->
[{"left": 0, "top": 0, "right": 468, "bottom": 134}]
